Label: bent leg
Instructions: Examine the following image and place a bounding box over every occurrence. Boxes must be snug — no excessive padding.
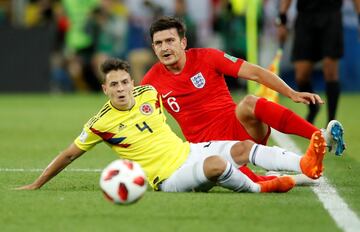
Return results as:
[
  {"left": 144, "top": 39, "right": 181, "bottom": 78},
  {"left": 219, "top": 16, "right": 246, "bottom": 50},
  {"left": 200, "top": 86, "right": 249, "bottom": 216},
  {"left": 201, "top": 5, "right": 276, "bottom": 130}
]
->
[
  {"left": 159, "top": 157, "right": 214, "bottom": 192},
  {"left": 211, "top": 155, "right": 294, "bottom": 193},
  {"left": 205, "top": 156, "right": 261, "bottom": 192},
  {"left": 236, "top": 95, "right": 269, "bottom": 143},
  {"left": 236, "top": 95, "right": 318, "bottom": 140},
  {"left": 160, "top": 154, "right": 260, "bottom": 193},
  {"left": 200, "top": 140, "right": 277, "bottom": 182}
]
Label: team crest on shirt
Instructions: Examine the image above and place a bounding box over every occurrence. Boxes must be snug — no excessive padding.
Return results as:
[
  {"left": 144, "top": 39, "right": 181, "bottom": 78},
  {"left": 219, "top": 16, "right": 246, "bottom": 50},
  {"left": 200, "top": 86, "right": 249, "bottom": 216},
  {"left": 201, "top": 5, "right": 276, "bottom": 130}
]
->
[
  {"left": 190, "top": 72, "right": 206, "bottom": 88},
  {"left": 140, "top": 103, "right": 153, "bottom": 115}
]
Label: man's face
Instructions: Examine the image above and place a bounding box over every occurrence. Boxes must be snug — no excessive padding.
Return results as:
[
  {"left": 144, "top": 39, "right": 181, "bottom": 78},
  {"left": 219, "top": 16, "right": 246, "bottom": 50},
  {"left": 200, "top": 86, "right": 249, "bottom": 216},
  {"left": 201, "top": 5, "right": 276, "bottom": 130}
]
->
[
  {"left": 102, "top": 70, "right": 134, "bottom": 110},
  {"left": 152, "top": 28, "right": 187, "bottom": 66}
]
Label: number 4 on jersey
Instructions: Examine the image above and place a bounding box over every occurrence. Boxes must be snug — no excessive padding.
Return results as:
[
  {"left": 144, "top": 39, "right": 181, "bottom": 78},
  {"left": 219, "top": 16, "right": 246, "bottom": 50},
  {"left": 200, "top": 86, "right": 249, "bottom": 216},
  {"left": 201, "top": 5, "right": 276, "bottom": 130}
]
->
[{"left": 136, "top": 122, "right": 153, "bottom": 133}]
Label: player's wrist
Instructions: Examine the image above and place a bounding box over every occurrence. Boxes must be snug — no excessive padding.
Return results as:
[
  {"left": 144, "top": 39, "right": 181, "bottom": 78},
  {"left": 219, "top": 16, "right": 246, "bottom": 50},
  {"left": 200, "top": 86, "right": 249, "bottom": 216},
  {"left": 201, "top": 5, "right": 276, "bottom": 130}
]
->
[{"left": 275, "top": 13, "right": 287, "bottom": 26}]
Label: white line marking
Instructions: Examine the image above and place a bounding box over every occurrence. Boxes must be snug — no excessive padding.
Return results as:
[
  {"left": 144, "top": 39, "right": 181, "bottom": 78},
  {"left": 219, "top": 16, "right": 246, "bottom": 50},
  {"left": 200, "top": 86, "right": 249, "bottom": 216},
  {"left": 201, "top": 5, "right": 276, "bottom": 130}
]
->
[
  {"left": 2, "top": 130, "right": 359, "bottom": 231},
  {"left": 271, "top": 129, "right": 360, "bottom": 232},
  {"left": 0, "top": 168, "right": 102, "bottom": 172}
]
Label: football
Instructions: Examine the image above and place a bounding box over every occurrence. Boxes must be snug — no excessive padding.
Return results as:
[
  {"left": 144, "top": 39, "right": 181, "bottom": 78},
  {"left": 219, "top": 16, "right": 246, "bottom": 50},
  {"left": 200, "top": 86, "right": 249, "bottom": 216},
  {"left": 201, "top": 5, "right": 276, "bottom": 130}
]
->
[{"left": 99, "top": 159, "right": 147, "bottom": 205}]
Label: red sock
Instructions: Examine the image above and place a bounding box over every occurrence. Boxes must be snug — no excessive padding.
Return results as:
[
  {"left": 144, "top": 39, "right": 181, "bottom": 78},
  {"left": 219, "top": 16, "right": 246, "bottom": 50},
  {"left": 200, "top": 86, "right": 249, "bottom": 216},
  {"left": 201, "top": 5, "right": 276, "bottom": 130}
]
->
[
  {"left": 239, "top": 166, "right": 277, "bottom": 182},
  {"left": 254, "top": 98, "right": 318, "bottom": 139}
]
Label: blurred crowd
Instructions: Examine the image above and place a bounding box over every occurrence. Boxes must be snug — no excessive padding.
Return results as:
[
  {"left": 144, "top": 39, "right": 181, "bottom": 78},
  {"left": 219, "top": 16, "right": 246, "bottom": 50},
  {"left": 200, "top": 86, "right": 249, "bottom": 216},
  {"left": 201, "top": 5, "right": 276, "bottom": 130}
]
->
[
  {"left": 0, "top": 0, "right": 266, "bottom": 92},
  {"left": 4, "top": 0, "right": 358, "bottom": 95}
]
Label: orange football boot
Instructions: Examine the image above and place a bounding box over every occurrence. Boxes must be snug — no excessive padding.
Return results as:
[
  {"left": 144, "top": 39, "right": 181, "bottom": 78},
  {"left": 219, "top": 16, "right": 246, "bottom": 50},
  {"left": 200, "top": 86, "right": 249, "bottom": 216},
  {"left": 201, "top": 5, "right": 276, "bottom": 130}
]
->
[
  {"left": 300, "top": 131, "right": 327, "bottom": 179},
  {"left": 259, "top": 176, "right": 296, "bottom": 193}
]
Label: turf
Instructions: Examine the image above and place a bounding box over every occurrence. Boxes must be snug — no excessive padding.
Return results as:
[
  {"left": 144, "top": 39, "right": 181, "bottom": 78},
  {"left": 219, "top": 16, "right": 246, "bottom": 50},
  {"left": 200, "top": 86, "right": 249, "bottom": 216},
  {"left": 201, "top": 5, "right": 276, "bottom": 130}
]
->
[{"left": 0, "top": 92, "right": 359, "bottom": 232}]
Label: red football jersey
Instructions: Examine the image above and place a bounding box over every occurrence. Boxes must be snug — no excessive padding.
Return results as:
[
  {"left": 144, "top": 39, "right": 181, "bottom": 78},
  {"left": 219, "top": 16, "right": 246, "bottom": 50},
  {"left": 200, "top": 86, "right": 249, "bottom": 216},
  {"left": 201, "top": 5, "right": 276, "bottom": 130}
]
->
[{"left": 142, "top": 48, "right": 257, "bottom": 143}]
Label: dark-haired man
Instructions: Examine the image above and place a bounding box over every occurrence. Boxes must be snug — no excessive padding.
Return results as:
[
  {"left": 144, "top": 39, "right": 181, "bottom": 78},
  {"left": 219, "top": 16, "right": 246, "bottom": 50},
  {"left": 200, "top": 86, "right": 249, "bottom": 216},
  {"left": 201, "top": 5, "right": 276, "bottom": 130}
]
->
[{"left": 141, "top": 16, "right": 345, "bottom": 183}]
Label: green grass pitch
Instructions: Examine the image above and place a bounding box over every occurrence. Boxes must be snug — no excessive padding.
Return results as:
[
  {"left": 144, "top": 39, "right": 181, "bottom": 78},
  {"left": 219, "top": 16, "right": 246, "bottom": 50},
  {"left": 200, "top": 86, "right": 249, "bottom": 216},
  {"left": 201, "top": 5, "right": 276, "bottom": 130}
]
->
[{"left": 0, "top": 92, "right": 359, "bottom": 232}]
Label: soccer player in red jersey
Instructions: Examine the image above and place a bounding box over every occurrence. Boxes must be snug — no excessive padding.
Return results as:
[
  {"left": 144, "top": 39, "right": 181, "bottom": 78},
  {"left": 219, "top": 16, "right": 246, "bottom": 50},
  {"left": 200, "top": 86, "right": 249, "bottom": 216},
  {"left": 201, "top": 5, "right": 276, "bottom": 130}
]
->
[{"left": 141, "top": 16, "right": 345, "bottom": 183}]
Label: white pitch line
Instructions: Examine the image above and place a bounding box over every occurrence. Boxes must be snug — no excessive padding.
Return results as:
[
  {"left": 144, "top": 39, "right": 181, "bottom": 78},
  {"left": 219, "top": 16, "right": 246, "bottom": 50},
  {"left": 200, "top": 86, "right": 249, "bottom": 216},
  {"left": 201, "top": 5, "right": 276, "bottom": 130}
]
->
[
  {"left": 0, "top": 168, "right": 102, "bottom": 172},
  {"left": 2, "top": 131, "right": 359, "bottom": 231},
  {"left": 271, "top": 129, "right": 360, "bottom": 232}
]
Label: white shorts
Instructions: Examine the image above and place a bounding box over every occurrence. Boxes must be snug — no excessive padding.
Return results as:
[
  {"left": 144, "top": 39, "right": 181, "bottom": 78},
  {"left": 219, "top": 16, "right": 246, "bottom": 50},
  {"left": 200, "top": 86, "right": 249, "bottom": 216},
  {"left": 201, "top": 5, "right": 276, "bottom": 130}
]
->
[{"left": 159, "top": 141, "right": 238, "bottom": 192}]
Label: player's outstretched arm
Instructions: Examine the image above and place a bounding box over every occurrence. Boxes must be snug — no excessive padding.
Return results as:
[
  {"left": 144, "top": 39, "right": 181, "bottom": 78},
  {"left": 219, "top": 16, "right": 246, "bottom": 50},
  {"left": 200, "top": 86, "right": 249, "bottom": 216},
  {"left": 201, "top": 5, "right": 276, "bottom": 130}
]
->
[
  {"left": 16, "top": 143, "right": 85, "bottom": 190},
  {"left": 238, "top": 61, "right": 324, "bottom": 105}
]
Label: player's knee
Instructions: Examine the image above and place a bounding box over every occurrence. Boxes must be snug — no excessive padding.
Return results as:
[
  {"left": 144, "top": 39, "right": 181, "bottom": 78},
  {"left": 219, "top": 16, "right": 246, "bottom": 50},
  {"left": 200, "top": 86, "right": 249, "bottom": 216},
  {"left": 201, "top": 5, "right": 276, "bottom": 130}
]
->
[
  {"left": 294, "top": 62, "right": 313, "bottom": 82},
  {"left": 230, "top": 140, "right": 255, "bottom": 165},
  {"left": 203, "top": 156, "right": 227, "bottom": 181},
  {"left": 295, "top": 71, "right": 312, "bottom": 83},
  {"left": 323, "top": 64, "right": 338, "bottom": 81},
  {"left": 239, "top": 95, "right": 258, "bottom": 109},
  {"left": 236, "top": 95, "right": 258, "bottom": 120}
]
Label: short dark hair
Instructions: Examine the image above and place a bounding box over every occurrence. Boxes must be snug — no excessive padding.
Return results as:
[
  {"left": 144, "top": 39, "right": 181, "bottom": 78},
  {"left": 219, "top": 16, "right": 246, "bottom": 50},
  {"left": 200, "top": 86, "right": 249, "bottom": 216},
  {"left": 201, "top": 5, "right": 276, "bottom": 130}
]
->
[
  {"left": 100, "top": 58, "right": 131, "bottom": 83},
  {"left": 150, "top": 16, "right": 186, "bottom": 42}
]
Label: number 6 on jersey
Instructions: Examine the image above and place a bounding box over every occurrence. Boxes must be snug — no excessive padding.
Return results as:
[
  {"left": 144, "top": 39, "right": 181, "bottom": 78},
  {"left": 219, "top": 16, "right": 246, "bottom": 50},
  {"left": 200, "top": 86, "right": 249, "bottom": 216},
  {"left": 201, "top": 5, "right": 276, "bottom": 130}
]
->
[{"left": 167, "top": 97, "right": 180, "bottom": 112}]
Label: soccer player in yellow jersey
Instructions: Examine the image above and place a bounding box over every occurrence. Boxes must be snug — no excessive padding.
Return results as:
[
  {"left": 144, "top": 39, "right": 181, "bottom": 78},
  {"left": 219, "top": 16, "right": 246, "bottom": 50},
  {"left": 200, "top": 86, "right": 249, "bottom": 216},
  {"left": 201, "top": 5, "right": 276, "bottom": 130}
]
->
[
  {"left": 75, "top": 84, "right": 190, "bottom": 189},
  {"left": 17, "top": 58, "right": 328, "bottom": 193}
]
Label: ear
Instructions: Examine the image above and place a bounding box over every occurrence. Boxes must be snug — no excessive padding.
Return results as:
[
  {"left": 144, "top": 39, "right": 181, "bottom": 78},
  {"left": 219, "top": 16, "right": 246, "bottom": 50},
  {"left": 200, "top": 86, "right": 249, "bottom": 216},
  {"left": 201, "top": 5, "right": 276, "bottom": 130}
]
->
[
  {"left": 181, "top": 37, "right": 187, "bottom": 50},
  {"left": 102, "top": 84, "right": 107, "bottom": 95}
]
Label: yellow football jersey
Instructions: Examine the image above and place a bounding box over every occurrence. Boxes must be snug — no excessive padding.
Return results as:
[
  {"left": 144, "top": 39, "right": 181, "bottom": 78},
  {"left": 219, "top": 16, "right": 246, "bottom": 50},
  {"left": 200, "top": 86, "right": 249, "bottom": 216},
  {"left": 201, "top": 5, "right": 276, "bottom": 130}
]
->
[{"left": 74, "top": 85, "right": 190, "bottom": 189}]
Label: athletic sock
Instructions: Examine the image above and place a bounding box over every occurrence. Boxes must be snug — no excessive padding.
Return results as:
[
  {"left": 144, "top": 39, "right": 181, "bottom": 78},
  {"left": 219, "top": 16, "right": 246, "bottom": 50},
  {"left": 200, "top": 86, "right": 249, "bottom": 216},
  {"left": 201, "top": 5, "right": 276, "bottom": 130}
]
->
[
  {"left": 217, "top": 162, "right": 260, "bottom": 192},
  {"left": 248, "top": 144, "right": 301, "bottom": 172},
  {"left": 298, "top": 82, "right": 319, "bottom": 123},
  {"left": 254, "top": 97, "right": 318, "bottom": 139},
  {"left": 239, "top": 166, "right": 277, "bottom": 182},
  {"left": 325, "top": 81, "right": 340, "bottom": 122}
]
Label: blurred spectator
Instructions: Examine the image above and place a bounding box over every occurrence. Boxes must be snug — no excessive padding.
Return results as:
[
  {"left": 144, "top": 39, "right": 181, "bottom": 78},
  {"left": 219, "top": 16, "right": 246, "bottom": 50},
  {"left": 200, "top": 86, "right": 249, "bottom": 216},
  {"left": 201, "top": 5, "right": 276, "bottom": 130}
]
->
[
  {"left": 126, "top": 0, "right": 165, "bottom": 85},
  {"left": 174, "top": 0, "right": 197, "bottom": 48},
  {"left": 62, "top": 0, "right": 100, "bottom": 92},
  {"left": 0, "top": 0, "right": 11, "bottom": 26},
  {"left": 22, "top": 0, "right": 72, "bottom": 92},
  {"left": 85, "top": 0, "right": 129, "bottom": 84},
  {"left": 185, "top": 0, "right": 212, "bottom": 47},
  {"left": 214, "top": 0, "right": 246, "bottom": 59},
  {"left": 213, "top": 0, "right": 249, "bottom": 90},
  {"left": 51, "top": 0, "right": 72, "bottom": 92},
  {"left": 24, "top": 0, "right": 54, "bottom": 27}
]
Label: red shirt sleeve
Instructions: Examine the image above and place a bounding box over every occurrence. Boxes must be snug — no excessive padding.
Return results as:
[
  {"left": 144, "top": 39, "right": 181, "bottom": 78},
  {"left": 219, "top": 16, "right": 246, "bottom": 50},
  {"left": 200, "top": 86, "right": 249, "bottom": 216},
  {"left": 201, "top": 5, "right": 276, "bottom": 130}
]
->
[{"left": 204, "top": 48, "right": 244, "bottom": 78}]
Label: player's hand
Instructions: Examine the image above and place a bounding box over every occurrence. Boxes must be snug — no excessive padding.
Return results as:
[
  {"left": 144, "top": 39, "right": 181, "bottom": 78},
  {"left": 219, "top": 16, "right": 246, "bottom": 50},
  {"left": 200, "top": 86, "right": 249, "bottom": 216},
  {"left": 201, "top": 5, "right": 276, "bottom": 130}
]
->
[
  {"left": 289, "top": 91, "right": 324, "bottom": 105},
  {"left": 15, "top": 183, "right": 40, "bottom": 190},
  {"left": 277, "top": 25, "right": 288, "bottom": 45}
]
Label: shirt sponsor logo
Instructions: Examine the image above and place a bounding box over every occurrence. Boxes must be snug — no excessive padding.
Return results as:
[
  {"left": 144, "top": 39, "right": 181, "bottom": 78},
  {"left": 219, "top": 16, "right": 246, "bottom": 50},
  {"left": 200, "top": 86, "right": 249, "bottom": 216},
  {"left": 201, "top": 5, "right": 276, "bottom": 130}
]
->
[
  {"left": 140, "top": 103, "right": 153, "bottom": 115},
  {"left": 190, "top": 72, "right": 206, "bottom": 89},
  {"left": 224, "top": 53, "right": 238, "bottom": 63},
  {"left": 79, "top": 130, "right": 88, "bottom": 143}
]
